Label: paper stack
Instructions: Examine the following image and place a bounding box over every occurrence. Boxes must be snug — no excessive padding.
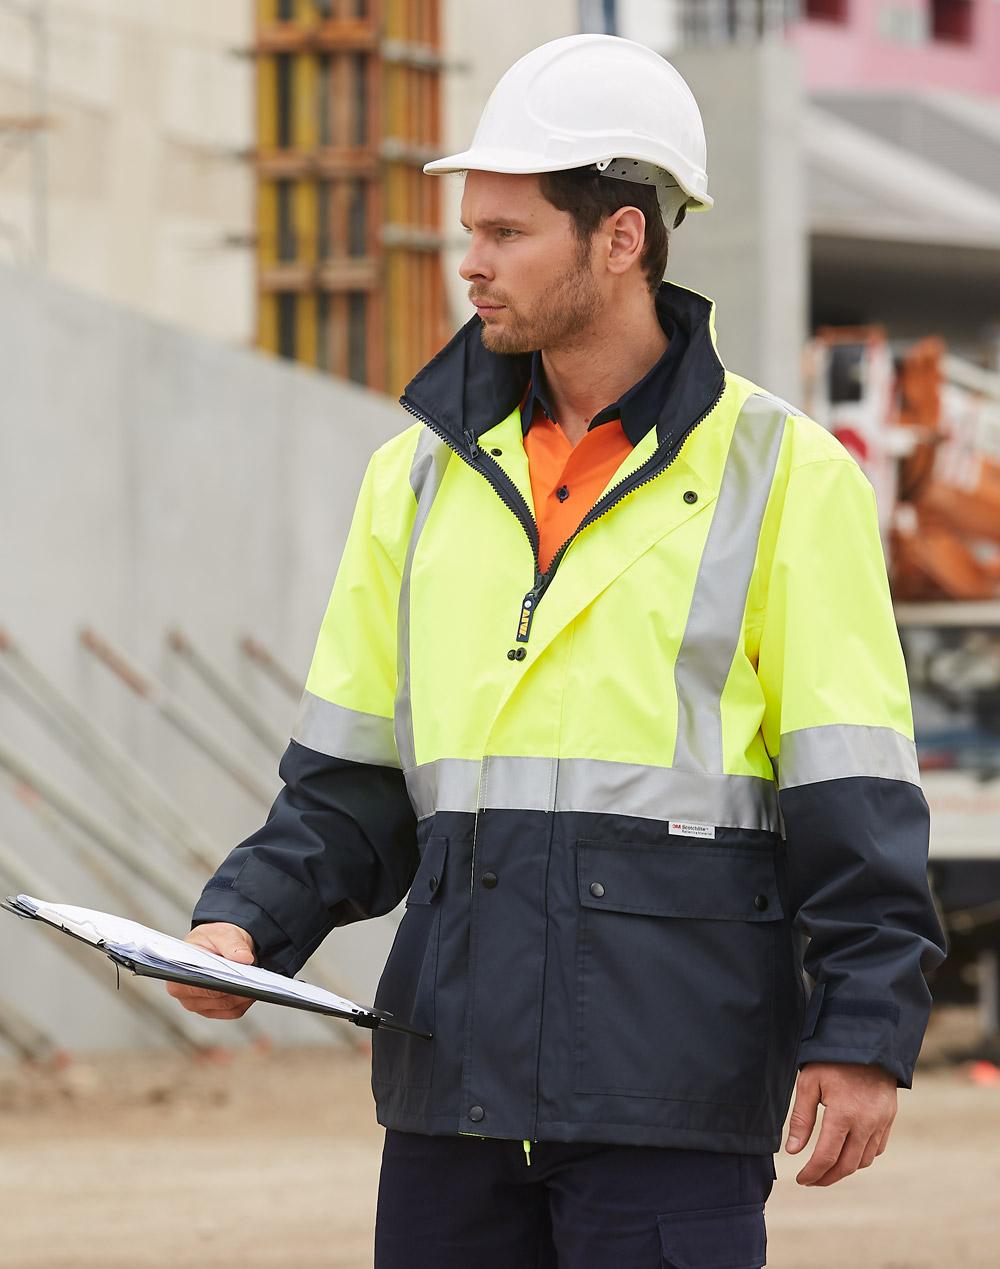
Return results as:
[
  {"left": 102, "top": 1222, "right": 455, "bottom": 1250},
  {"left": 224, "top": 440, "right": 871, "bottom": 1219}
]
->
[{"left": 2, "top": 894, "right": 429, "bottom": 1038}]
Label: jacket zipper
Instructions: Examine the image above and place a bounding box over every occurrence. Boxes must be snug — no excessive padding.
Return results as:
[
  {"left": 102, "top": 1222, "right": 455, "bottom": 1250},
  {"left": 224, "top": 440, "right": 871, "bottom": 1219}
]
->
[
  {"left": 399, "top": 396, "right": 543, "bottom": 888},
  {"left": 513, "top": 382, "right": 727, "bottom": 642},
  {"left": 401, "top": 396, "right": 541, "bottom": 560},
  {"left": 401, "top": 380, "right": 726, "bottom": 647},
  {"left": 400, "top": 382, "right": 725, "bottom": 1150},
  {"left": 400, "top": 385, "right": 725, "bottom": 905}
]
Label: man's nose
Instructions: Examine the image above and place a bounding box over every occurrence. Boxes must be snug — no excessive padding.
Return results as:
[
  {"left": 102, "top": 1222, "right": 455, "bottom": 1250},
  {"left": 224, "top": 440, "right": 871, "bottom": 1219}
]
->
[{"left": 459, "top": 238, "right": 494, "bottom": 284}]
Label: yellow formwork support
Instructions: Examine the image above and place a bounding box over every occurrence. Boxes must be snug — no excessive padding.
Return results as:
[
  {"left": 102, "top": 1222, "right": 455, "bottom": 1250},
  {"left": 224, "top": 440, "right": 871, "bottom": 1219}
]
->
[
  {"left": 299, "top": 291, "right": 318, "bottom": 366},
  {"left": 258, "top": 291, "right": 278, "bottom": 353},
  {"left": 296, "top": 54, "right": 319, "bottom": 150},
  {"left": 258, "top": 180, "right": 277, "bottom": 269},
  {"left": 294, "top": 176, "right": 316, "bottom": 265},
  {"left": 254, "top": 0, "right": 446, "bottom": 390}
]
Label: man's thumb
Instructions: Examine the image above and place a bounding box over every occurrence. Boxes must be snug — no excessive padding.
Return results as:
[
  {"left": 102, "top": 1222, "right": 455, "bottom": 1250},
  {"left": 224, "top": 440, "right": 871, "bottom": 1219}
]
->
[
  {"left": 228, "top": 942, "right": 255, "bottom": 963},
  {"left": 785, "top": 1084, "right": 818, "bottom": 1153}
]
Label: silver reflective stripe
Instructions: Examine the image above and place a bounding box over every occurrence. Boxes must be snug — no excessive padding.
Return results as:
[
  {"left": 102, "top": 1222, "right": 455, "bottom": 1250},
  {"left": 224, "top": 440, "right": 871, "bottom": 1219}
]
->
[
  {"left": 292, "top": 690, "right": 399, "bottom": 767},
  {"left": 394, "top": 428, "right": 451, "bottom": 772},
  {"left": 673, "top": 394, "right": 788, "bottom": 773},
  {"left": 555, "top": 758, "right": 777, "bottom": 829},
  {"left": 404, "top": 755, "right": 779, "bottom": 832},
  {"left": 777, "top": 724, "right": 921, "bottom": 790},
  {"left": 405, "top": 758, "right": 481, "bottom": 820}
]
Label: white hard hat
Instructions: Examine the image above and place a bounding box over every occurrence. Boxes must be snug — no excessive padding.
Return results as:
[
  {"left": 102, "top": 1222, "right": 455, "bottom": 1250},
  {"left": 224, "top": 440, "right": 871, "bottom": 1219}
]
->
[{"left": 423, "top": 34, "right": 712, "bottom": 229}]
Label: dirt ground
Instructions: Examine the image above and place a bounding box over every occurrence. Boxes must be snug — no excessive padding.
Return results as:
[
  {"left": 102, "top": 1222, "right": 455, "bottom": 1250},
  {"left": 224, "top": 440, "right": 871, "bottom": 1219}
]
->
[{"left": 0, "top": 1006, "right": 997, "bottom": 1269}]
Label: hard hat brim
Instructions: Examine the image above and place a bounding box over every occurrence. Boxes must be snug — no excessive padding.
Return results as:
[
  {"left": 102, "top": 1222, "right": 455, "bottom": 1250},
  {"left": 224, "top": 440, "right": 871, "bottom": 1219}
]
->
[{"left": 423, "top": 149, "right": 713, "bottom": 212}]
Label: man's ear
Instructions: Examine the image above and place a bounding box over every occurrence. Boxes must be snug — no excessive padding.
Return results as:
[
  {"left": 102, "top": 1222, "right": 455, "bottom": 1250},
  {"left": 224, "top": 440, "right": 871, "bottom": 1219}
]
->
[{"left": 606, "top": 206, "right": 645, "bottom": 277}]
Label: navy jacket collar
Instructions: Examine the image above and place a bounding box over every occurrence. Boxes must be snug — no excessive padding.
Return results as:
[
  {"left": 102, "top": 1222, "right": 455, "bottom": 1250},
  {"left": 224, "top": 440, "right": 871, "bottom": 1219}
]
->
[
  {"left": 519, "top": 296, "right": 687, "bottom": 446},
  {"left": 401, "top": 281, "right": 726, "bottom": 456}
]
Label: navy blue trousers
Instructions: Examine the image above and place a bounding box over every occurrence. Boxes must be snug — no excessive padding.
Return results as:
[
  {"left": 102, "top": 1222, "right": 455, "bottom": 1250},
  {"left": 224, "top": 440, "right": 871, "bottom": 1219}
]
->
[{"left": 374, "top": 1130, "right": 776, "bottom": 1268}]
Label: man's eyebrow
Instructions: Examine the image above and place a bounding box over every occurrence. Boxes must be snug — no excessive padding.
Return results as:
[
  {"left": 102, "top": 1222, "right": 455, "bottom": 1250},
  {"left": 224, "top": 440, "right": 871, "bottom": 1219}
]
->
[{"left": 459, "top": 217, "right": 530, "bottom": 230}]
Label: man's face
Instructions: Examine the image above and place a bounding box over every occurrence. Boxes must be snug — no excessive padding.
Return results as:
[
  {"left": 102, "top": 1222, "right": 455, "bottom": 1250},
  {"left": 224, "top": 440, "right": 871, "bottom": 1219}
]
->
[{"left": 458, "top": 170, "right": 603, "bottom": 355}]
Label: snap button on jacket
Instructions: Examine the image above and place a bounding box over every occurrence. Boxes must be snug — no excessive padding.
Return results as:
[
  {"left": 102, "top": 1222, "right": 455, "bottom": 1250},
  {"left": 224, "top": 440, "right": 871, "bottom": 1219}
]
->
[{"left": 193, "top": 282, "right": 947, "bottom": 1154}]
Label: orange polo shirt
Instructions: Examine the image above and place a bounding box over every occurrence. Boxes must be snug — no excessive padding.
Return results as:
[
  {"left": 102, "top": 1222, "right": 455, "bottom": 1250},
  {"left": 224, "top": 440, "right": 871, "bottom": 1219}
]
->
[{"left": 523, "top": 397, "right": 634, "bottom": 573}]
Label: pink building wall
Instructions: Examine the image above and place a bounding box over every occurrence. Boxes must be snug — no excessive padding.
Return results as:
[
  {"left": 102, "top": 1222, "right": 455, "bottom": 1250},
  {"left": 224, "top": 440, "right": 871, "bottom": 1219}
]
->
[{"left": 787, "top": 0, "right": 1000, "bottom": 97}]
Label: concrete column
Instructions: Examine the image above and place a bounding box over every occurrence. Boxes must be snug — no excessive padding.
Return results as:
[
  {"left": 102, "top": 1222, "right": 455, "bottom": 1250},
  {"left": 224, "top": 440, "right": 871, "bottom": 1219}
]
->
[{"left": 668, "top": 41, "right": 808, "bottom": 406}]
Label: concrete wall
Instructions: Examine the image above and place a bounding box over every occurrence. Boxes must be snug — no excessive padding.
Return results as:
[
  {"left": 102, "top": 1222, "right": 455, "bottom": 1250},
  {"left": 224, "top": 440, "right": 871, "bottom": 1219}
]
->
[
  {"left": 668, "top": 42, "right": 808, "bottom": 406},
  {"left": 0, "top": 264, "right": 408, "bottom": 1053},
  {"left": 0, "top": 0, "right": 255, "bottom": 346}
]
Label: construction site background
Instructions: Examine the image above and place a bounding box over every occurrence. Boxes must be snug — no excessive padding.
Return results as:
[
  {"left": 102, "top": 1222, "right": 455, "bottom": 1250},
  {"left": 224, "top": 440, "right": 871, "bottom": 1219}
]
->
[{"left": 1, "top": 2, "right": 999, "bottom": 1267}]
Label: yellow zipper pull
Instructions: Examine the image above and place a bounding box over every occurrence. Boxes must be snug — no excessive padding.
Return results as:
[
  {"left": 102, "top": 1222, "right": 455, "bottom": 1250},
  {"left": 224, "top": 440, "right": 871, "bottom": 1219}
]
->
[{"left": 522, "top": 1139, "right": 532, "bottom": 1167}]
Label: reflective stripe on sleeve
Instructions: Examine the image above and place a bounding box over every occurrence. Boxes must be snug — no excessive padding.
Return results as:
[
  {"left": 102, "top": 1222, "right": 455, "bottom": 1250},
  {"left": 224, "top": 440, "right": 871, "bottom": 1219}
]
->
[
  {"left": 776, "top": 723, "right": 921, "bottom": 790},
  {"left": 292, "top": 690, "right": 400, "bottom": 767}
]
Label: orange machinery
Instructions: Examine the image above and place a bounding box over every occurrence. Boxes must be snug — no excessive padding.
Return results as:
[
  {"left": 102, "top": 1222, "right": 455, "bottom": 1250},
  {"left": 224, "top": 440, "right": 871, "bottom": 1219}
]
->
[{"left": 804, "top": 327, "right": 1000, "bottom": 602}]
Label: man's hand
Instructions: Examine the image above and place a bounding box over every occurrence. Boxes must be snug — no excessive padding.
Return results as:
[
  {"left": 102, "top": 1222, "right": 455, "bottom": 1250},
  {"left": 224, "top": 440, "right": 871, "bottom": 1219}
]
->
[
  {"left": 785, "top": 1062, "right": 897, "bottom": 1186},
  {"left": 165, "top": 922, "right": 257, "bottom": 1020}
]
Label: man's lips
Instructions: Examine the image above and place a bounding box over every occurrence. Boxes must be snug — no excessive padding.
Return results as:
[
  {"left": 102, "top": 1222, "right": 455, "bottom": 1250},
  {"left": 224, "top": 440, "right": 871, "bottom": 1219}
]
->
[{"left": 472, "top": 300, "right": 505, "bottom": 313}]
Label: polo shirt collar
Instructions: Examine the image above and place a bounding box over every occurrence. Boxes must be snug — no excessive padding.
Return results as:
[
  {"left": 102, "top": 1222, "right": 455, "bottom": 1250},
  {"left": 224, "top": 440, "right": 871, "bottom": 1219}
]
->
[
  {"left": 400, "top": 280, "right": 725, "bottom": 457},
  {"left": 518, "top": 295, "right": 687, "bottom": 446}
]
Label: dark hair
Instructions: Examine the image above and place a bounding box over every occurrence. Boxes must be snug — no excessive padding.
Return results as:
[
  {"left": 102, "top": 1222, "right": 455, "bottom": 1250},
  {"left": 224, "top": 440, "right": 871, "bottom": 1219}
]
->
[{"left": 537, "top": 166, "right": 670, "bottom": 294}]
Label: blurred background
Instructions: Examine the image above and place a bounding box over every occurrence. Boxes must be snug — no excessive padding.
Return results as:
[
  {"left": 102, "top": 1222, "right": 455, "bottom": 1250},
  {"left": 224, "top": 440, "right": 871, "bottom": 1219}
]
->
[{"left": 0, "top": 2, "right": 998, "bottom": 1266}]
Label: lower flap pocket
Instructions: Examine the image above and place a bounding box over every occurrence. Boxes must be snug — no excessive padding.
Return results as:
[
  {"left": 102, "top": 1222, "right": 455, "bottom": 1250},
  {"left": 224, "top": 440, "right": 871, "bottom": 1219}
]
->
[
  {"left": 577, "top": 839, "right": 783, "bottom": 920},
  {"left": 405, "top": 834, "right": 449, "bottom": 906},
  {"left": 658, "top": 1201, "right": 766, "bottom": 1269}
]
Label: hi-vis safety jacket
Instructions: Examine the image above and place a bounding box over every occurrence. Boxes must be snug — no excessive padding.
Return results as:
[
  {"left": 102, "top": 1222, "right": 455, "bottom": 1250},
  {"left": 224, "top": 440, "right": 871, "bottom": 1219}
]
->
[{"left": 193, "top": 282, "right": 947, "bottom": 1154}]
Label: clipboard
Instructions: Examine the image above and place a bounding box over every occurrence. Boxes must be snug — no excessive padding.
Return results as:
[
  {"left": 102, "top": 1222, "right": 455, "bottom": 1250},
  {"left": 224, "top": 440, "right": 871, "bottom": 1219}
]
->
[{"left": 2, "top": 895, "right": 431, "bottom": 1040}]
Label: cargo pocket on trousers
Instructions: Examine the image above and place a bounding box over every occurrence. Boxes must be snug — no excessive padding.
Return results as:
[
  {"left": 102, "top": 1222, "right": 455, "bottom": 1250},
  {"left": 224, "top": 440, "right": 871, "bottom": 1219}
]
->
[{"left": 657, "top": 1201, "right": 766, "bottom": 1269}]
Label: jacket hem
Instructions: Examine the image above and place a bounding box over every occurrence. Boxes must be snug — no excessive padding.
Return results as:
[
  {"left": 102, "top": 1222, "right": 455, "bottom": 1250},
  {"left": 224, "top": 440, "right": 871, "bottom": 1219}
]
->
[{"left": 374, "top": 1105, "right": 781, "bottom": 1154}]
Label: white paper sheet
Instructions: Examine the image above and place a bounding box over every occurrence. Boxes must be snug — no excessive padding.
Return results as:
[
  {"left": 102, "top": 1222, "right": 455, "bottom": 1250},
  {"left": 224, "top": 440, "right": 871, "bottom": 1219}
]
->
[{"left": 13, "top": 895, "right": 368, "bottom": 1018}]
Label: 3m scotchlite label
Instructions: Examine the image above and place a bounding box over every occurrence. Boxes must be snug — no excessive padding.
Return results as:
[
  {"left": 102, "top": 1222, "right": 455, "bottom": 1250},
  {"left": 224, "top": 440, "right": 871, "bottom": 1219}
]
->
[{"left": 668, "top": 820, "right": 716, "bottom": 840}]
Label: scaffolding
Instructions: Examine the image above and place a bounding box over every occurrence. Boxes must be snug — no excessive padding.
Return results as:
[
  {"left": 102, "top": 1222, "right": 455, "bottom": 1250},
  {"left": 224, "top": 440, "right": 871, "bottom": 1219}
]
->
[{"left": 253, "top": 0, "right": 448, "bottom": 396}]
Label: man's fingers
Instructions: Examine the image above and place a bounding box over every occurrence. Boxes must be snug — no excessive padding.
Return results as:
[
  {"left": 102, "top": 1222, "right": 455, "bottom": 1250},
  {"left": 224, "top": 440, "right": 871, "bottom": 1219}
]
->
[
  {"left": 195, "top": 1005, "right": 254, "bottom": 1021},
  {"left": 166, "top": 982, "right": 241, "bottom": 1005},
  {"left": 808, "top": 1127, "right": 870, "bottom": 1186},
  {"left": 785, "top": 1071, "right": 819, "bottom": 1153},
  {"left": 163, "top": 923, "right": 258, "bottom": 1019},
  {"left": 858, "top": 1130, "right": 881, "bottom": 1170},
  {"left": 795, "top": 1110, "right": 850, "bottom": 1185},
  {"left": 177, "top": 993, "right": 247, "bottom": 1012},
  {"left": 875, "top": 1119, "right": 893, "bottom": 1156},
  {"left": 178, "top": 996, "right": 255, "bottom": 1019},
  {"left": 169, "top": 982, "right": 255, "bottom": 1015}
]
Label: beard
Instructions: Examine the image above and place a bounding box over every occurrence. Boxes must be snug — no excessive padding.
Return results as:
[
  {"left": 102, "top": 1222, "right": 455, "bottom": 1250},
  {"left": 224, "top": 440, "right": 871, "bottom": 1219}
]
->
[{"left": 474, "top": 250, "right": 604, "bottom": 356}]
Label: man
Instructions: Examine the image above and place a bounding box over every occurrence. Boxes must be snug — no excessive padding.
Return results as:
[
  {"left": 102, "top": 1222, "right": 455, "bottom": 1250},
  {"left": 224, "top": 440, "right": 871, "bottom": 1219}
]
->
[{"left": 168, "top": 34, "right": 947, "bottom": 1268}]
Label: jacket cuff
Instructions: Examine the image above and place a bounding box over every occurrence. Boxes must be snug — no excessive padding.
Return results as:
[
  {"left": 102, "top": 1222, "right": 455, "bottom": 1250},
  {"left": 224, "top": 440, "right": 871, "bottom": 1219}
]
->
[
  {"left": 191, "top": 861, "right": 328, "bottom": 977},
  {"left": 795, "top": 981, "right": 915, "bottom": 1088}
]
